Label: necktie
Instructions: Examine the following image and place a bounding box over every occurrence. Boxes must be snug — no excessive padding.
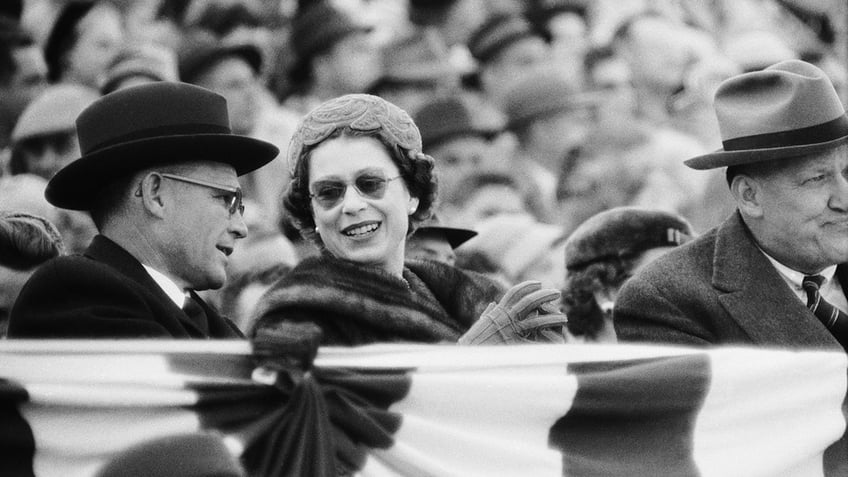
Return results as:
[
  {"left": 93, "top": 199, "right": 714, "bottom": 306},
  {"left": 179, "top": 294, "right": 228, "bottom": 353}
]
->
[
  {"left": 802, "top": 275, "right": 848, "bottom": 350},
  {"left": 182, "top": 295, "right": 210, "bottom": 336}
]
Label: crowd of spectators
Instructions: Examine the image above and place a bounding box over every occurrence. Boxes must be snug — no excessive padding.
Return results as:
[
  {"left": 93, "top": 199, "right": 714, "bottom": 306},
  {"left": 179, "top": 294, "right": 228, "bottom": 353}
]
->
[{"left": 0, "top": 0, "right": 846, "bottom": 343}]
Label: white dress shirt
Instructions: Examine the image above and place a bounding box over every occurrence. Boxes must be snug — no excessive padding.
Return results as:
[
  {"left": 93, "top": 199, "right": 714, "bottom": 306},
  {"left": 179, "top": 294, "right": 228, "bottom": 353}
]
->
[
  {"left": 142, "top": 265, "right": 187, "bottom": 308},
  {"left": 760, "top": 251, "right": 848, "bottom": 314}
]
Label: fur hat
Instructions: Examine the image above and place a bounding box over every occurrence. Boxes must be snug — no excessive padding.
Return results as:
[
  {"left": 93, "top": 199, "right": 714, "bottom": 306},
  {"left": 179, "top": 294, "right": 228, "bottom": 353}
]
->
[
  {"left": 564, "top": 207, "right": 693, "bottom": 270},
  {"left": 46, "top": 82, "right": 279, "bottom": 210},
  {"left": 685, "top": 59, "right": 848, "bottom": 169}
]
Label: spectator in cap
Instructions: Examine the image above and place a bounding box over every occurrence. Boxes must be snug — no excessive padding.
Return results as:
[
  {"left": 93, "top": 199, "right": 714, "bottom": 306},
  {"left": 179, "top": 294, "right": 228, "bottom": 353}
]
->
[
  {"left": 615, "top": 60, "right": 848, "bottom": 363},
  {"left": 468, "top": 13, "right": 550, "bottom": 108},
  {"left": 9, "top": 83, "right": 99, "bottom": 180},
  {"left": 283, "top": 0, "right": 379, "bottom": 114},
  {"left": 503, "top": 66, "right": 596, "bottom": 222},
  {"left": 414, "top": 94, "right": 504, "bottom": 202},
  {"left": 99, "top": 42, "right": 178, "bottom": 95},
  {"left": 0, "top": 211, "right": 64, "bottom": 337},
  {"left": 8, "top": 82, "right": 279, "bottom": 338},
  {"left": 562, "top": 207, "right": 693, "bottom": 343},
  {"left": 406, "top": 213, "right": 477, "bottom": 266},
  {"left": 0, "top": 17, "right": 46, "bottom": 151},
  {"left": 250, "top": 93, "right": 565, "bottom": 348},
  {"left": 368, "top": 29, "right": 460, "bottom": 116},
  {"left": 178, "top": 31, "right": 299, "bottom": 231},
  {"left": 43, "top": 0, "right": 124, "bottom": 89}
]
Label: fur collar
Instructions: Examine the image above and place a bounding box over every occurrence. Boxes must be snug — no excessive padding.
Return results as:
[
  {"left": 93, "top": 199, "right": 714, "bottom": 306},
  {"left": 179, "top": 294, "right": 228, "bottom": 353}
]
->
[{"left": 251, "top": 256, "right": 504, "bottom": 345}]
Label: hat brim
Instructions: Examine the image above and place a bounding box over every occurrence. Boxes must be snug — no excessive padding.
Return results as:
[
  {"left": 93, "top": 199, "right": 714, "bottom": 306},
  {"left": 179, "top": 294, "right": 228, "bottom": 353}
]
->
[
  {"left": 416, "top": 226, "right": 478, "bottom": 249},
  {"left": 46, "top": 133, "right": 278, "bottom": 210},
  {"left": 684, "top": 133, "right": 848, "bottom": 170}
]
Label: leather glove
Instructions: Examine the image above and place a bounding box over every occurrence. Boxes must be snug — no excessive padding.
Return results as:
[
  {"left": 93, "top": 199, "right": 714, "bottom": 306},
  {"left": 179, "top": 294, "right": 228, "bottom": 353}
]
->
[{"left": 458, "top": 281, "right": 569, "bottom": 345}]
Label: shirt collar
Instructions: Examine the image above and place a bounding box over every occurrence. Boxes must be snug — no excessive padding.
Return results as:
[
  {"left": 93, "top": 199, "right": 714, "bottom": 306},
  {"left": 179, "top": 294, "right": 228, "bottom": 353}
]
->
[
  {"left": 142, "top": 264, "right": 187, "bottom": 308},
  {"left": 759, "top": 248, "right": 837, "bottom": 288}
]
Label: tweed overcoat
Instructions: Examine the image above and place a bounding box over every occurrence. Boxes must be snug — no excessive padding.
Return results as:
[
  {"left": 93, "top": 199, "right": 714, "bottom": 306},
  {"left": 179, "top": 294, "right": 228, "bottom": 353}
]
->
[
  {"left": 8, "top": 235, "right": 243, "bottom": 339},
  {"left": 614, "top": 212, "right": 844, "bottom": 350}
]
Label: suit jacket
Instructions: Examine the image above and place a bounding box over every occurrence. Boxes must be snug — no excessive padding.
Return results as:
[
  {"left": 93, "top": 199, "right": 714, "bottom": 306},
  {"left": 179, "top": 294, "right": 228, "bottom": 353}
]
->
[
  {"left": 614, "top": 212, "right": 843, "bottom": 350},
  {"left": 8, "top": 235, "right": 243, "bottom": 339}
]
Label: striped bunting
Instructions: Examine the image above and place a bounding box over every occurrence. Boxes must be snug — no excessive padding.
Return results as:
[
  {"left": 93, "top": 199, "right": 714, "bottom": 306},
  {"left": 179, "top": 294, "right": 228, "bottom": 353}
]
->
[{"left": 0, "top": 341, "right": 845, "bottom": 476}]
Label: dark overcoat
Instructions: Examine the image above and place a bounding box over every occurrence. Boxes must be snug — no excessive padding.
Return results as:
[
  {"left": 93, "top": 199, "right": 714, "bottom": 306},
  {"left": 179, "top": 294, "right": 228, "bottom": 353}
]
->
[
  {"left": 614, "top": 212, "right": 843, "bottom": 350},
  {"left": 8, "top": 235, "right": 243, "bottom": 339}
]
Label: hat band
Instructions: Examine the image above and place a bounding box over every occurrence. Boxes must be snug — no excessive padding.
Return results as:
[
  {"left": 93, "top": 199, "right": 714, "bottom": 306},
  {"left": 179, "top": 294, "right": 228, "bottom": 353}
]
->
[
  {"left": 722, "top": 115, "right": 848, "bottom": 152},
  {"left": 85, "top": 123, "right": 231, "bottom": 155}
]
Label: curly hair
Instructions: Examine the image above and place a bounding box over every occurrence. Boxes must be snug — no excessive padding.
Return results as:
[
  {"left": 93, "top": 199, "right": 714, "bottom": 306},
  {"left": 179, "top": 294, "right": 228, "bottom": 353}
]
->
[
  {"left": 283, "top": 127, "right": 438, "bottom": 246},
  {"left": 561, "top": 256, "right": 636, "bottom": 339},
  {"left": 0, "top": 212, "right": 65, "bottom": 270}
]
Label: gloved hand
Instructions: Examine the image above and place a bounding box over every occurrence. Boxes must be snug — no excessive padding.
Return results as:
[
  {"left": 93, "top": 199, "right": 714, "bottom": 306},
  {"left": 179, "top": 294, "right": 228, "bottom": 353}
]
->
[{"left": 458, "top": 281, "right": 568, "bottom": 345}]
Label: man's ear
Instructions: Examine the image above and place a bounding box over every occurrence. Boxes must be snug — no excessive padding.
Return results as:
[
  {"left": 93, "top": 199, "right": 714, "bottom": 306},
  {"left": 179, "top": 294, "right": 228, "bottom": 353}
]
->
[
  {"left": 138, "top": 172, "right": 167, "bottom": 219},
  {"left": 730, "top": 173, "right": 764, "bottom": 219}
]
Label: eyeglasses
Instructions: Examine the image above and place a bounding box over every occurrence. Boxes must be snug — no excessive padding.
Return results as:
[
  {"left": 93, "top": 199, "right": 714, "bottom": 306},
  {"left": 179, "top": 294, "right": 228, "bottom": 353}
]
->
[
  {"left": 158, "top": 173, "right": 245, "bottom": 216},
  {"left": 309, "top": 173, "right": 402, "bottom": 209}
]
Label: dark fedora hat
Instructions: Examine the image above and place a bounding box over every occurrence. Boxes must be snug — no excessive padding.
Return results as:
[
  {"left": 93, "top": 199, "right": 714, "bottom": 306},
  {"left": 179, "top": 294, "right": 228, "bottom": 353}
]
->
[
  {"left": 414, "top": 214, "right": 477, "bottom": 249},
  {"left": 685, "top": 59, "right": 848, "bottom": 170},
  {"left": 46, "top": 82, "right": 279, "bottom": 210}
]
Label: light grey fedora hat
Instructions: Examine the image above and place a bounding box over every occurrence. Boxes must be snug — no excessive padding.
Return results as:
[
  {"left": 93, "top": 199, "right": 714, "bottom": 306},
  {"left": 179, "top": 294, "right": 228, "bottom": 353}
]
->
[{"left": 685, "top": 59, "right": 848, "bottom": 170}]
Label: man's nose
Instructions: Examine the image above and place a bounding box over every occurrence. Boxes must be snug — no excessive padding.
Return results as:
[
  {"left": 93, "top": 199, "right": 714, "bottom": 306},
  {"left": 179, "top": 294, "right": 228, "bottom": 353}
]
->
[
  {"left": 229, "top": 212, "right": 248, "bottom": 239},
  {"left": 830, "top": 172, "right": 848, "bottom": 211}
]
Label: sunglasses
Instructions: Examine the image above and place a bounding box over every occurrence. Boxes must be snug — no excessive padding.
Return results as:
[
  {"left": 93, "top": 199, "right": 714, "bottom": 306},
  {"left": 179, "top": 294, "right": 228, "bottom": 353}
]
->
[
  {"left": 309, "top": 173, "right": 402, "bottom": 209},
  {"left": 158, "top": 173, "right": 245, "bottom": 216}
]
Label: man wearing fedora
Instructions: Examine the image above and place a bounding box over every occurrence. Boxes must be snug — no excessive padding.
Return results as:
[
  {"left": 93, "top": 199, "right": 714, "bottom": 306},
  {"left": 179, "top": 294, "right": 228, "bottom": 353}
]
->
[
  {"left": 8, "top": 82, "right": 278, "bottom": 338},
  {"left": 615, "top": 59, "right": 848, "bottom": 353},
  {"left": 614, "top": 59, "right": 848, "bottom": 473}
]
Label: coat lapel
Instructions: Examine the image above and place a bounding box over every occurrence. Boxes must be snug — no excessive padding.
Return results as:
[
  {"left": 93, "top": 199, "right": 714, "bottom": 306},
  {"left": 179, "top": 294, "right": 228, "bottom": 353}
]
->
[
  {"left": 84, "top": 235, "right": 207, "bottom": 336},
  {"left": 712, "top": 213, "right": 839, "bottom": 348}
]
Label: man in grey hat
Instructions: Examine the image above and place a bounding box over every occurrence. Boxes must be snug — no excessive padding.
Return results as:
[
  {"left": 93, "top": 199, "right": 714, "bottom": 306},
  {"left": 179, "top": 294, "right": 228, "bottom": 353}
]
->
[
  {"left": 8, "top": 82, "right": 279, "bottom": 338},
  {"left": 615, "top": 59, "right": 848, "bottom": 356}
]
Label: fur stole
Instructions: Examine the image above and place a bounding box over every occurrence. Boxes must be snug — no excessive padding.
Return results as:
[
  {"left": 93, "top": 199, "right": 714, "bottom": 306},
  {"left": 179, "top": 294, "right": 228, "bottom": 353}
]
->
[{"left": 250, "top": 256, "right": 505, "bottom": 345}]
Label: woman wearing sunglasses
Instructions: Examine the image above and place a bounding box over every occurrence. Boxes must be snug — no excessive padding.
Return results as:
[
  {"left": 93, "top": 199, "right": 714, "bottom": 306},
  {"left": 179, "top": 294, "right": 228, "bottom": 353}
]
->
[{"left": 249, "top": 94, "right": 565, "bottom": 345}]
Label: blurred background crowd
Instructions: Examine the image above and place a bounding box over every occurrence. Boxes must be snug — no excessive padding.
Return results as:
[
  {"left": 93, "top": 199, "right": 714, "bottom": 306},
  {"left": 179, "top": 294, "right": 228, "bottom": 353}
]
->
[{"left": 1, "top": 0, "right": 846, "bottom": 341}]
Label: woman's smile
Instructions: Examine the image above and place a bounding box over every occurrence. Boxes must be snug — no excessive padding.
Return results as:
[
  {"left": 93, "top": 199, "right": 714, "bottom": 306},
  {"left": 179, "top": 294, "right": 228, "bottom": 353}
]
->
[{"left": 341, "top": 221, "right": 381, "bottom": 238}]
